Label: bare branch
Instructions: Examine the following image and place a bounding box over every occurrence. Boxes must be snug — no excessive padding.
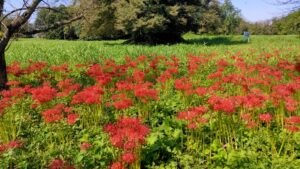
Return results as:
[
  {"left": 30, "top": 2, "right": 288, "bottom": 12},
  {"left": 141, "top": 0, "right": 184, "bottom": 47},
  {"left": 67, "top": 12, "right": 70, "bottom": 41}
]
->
[
  {"left": 1, "top": 6, "right": 69, "bottom": 22},
  {"left": 21, "top": 14, "right": 83, "bottom": 35},
  {"left": 275, "top": 0, "right": 300, "bottom": 10}
]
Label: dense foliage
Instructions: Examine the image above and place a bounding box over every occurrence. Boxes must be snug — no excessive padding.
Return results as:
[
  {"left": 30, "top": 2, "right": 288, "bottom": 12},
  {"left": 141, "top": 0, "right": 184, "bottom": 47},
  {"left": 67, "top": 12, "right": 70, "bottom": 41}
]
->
[
  {"left": 76, "top": 0, "right": 243, "bottom": 41},
  {"left": 32, "top": 0, "right": 300, "bottom": 41},
  {"left": 241, "top": 9, "right": 300, "bottom": 35},
  {"left": 35, "top": 5, "right": 79, "bottom": 39}
]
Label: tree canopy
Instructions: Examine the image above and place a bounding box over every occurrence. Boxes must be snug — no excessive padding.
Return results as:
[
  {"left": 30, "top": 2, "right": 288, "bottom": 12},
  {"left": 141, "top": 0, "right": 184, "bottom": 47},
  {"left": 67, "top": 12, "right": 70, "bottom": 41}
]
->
[{"left": 78, "top": 0, "right": 232, "bottom": 44}]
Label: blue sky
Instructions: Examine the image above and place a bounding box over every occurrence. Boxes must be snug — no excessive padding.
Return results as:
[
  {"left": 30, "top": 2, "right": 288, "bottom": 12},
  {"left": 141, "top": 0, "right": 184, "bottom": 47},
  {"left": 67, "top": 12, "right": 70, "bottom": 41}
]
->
[
  {"left": 4, "top": 0, "right": 292, "bottom": 23},
  {"left": 231, "top": 0, "right": 291, "bottom": 22}
]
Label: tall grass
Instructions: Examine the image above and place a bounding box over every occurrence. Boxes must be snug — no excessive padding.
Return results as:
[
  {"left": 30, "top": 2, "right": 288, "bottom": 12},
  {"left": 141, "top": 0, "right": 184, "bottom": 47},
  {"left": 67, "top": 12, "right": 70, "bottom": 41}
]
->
[{"left": 7, "top": 34, "right": 300, "bottom": 65}]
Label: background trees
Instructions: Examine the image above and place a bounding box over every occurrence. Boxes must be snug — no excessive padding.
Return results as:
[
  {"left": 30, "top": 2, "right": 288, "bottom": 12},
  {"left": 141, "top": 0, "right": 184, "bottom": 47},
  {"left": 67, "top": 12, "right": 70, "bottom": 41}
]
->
[
  {"left": 112, "top": 0, "right": 213, "bottom": 44},
  {"left": 220, "top": 0, "right": 241, "bottom": 34},
  {"left": 39, "top": 0, "right": 300, "bottom": 41},
  {"left": 35, "top": 5, "right": 79, "bottom": 39}
]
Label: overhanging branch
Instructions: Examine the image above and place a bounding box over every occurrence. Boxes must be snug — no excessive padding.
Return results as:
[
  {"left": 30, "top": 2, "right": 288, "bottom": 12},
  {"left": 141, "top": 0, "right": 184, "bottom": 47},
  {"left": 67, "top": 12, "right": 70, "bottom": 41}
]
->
[
  {"left": 1, "top": 6, "right": 69, "bottom": 22},
  {"left": 21, "top": 15, "right": 83, "bottom": 35}
]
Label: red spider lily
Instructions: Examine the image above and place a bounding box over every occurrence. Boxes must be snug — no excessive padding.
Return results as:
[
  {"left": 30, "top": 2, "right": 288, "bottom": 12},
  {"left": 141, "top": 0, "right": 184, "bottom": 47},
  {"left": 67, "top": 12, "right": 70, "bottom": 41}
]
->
[
  {"left": 23, "top": 61, "right": 47, "bottom": 74},
  {"left": 0, "top": 98, "right": 11, "bottom": 115},
  {"left": 137, "top": 55, "right": 148, "bottom": 62},
  {"left": 295, "top": 62, "right": 300, "bottom": 73},
  {"left": 277, "top": 60, "right": 295, "bottom": 71},
  {"left": 177, "top": 106, "right": 208, "bottom": 129},
  {"left": 57, "top": 78, "right": 81, "bottom": 97},
  {"left": 64, "top": 107, "right": 73, "bottom": 113},
  {"left": 6, "top": 80, "right": 20, "bottom": 86},
  {"left": 177, "top": 106, "right": 207, "bottom": 121},
  {"left": 259, "top": 113, "right": 272, "bottom": 123},
  {"left": 187, "top": 122, "right": 197, "bottom": 129},
  {"left": 71, "top": 85, "right": 104, "bottom": 104},
  {"left": 0, "top": 144, "right": 6, "bottom": 152},
  {"left": 121, "top": 152, "right": 136, "bottom": 164},
  {"left": 49, "top": 159, "right": 64, "bottom": 169},
  {"left": 242, "top": 92, "right": 268, "bottom": 109},
  {"left": 80, "top": 142, "right": 91, "bottom": 151},
  {"left": 133, "top": 83, "right": 158, "bottom": 102},
  {"left": 157, "top": 67, "right": 178, "bottom": 83},
  {"left": 174, "top": 78, "right": 192, "bottom": 91},
  {"left": 87, "top": 64, "right": 112, "bottom": 85},
  {"left": 272, "top": 84, "right": 295, "bottom": 99},
  {"left": 112, "top": 99, "right": 133, "bottom": 110},
  {"left": 75, "top": 63, "right": 86, "bottom": 68},
  {"left": 111, "top": 93, "right": 133, "bottom": 110},
  {"left": 125, "top": 56, "right": 138, "bottom": 68},
  {"left": 51, "top": 64, "right": 69, "bottom": 72},
  {"left": 194, "top": 87, "right": 207, "bottom": 96},
  {"left": 67, "top": 114, "right": 79, "bottom": 125},
  {"left": 285, "top": 125, "right": 299, "bottom": 133},
  {"left": 116, "top": 81, "right": 134, "bottom": 91},
  {"left": 217, "top": 59, "right": 230, "bottom": 67},
  {"left": 41, "top": 104, "right": 65, "bottom": 123},
  {"left": 133, "top": 69, "right": 145, "bottom": 83},
  {"left": 197, "top": 117, "right": 208, "bottom": 123},
  {"left": 246, "top": 121, "right": 258, "bottom": 129},
  {"left": 1, "top": 87, "right": 25, "bottom": 99},
  {"left": 207, "top": 68, "right": 223, "bottom": 79},
  {"left": 0, "top": 140, "right": 23, "bottom": 153},
  {"left": 7, "top": 62, "right": 24, "bottom": 76},
  {"left": 285, "top": 116, "right": 300, "bottom": 124},
  {"left": 208, "top": 95, "right": 235, "bottom": 114},
  {"left": 30, "top": 83, "right": 57, "bottom": 104},
  {"left": 7, "top": 140, "right": 23, "bottom": 149},
  {"left": 240, "top": 113, "right": 252, "bottom": 121},
  {"left": 149, "top": 56, "right": 167, "bottom": 70},
  {"left": 284, "top": 97, "right": 298, "bottom": 112},
  {"left": 187, "top": 55, "right": 207, "bottom": 75},
  {"left": 208, "top": 81, "right": 223, "bottom": 91},
  {"left": 110, "top": 161, "right": 124, "bottom": 169},
  {"left": 104, "top": 117, "right": 150, "bottom": 150}
]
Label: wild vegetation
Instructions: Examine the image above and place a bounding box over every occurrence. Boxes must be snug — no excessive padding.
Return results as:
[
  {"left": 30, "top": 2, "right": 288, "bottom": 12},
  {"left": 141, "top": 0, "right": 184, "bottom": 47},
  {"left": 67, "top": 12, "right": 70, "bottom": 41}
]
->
[
  {"left": 1, "top": 0, "right": 300, "bottom": 168},
  {"left": 1, "top": 35, "right": 300, "bottom": 168}
]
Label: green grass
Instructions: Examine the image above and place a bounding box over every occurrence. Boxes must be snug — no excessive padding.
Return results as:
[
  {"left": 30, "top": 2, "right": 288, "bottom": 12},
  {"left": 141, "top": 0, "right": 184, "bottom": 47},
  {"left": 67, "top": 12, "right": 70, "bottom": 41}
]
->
[{"left": 6, "top": 34, "right": 300, "bottom": 65}]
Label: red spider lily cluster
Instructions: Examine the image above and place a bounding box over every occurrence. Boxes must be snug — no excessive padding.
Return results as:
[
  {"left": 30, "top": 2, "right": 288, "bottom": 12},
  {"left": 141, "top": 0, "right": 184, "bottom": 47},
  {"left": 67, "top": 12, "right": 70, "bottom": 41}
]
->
[
  {"left": 30, "top": 83, "right": 57, "bottom": 104},
  {"left": 177, "top": 106, "right": 208, "bottom": 129},
  {"left": 49, "top": 159, "right": 75, "bottom": 169},
  {"left": 1, "top": 49, "right": 300, "bottom": 168},
  {"left": 41, "top": 104, "right": 78, "bottom": 124},
  {"left": 104, "top": 117, "right": 150, "bottom": 168},
  {"left": 0, "top": 140, "right": 22, "bottom": 153},
  {"left": 285, "top": 116, "right": 300, "bottom": 132}
]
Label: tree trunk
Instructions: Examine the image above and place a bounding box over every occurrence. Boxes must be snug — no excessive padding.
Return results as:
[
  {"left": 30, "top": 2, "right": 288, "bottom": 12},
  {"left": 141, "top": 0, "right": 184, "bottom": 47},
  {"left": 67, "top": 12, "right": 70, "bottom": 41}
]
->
[{"left": 0, "top": 50, "right": 8, "bottom": 90}]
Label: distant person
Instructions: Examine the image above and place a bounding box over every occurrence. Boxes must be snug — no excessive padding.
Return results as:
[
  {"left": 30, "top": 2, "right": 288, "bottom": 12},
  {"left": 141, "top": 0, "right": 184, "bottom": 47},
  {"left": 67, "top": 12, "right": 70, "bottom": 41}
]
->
[{"left": 243, "top": 31, "right": 250, "bottom": 43}]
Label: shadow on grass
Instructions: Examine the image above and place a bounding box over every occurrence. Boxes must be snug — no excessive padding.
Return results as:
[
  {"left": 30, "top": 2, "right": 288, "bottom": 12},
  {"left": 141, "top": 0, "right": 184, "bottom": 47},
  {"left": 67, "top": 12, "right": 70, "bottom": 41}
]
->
[
  {"left": 102, "top": 36, "right": 247, "bottom": 46},
  {"left": 184, "top": 36, "right": 247, "bottom": 46}
]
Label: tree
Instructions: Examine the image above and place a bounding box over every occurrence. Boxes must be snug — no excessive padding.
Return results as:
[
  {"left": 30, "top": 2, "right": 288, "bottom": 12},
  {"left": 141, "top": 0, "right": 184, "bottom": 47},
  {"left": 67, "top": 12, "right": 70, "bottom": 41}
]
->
[
  {"left": 78, "top": 0, "right": 124, "bottom": 40},
  {"left": 0, "top": 0, "right": 83, "bottom": 90},
  {"left": 273, "top": 9, "right": 300, "bottom": 35},
  {"left": 113, "top": 0, "right": 214, "bottom": 44},
  {"left": 220, "top": 0, "right": 241, "bottom": 34},
  {"left": 198, "top": 0, "right": 223, "bottom": 34},
  {"left": 35, "top": 5, "right": 78, "bottom": 39}
]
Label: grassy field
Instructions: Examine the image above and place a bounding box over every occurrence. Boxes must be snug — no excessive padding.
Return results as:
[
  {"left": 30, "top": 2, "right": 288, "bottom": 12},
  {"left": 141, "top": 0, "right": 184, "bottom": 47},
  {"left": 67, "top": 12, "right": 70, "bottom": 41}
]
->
[
  {"left": 2, "top": 35, "right": 300, "bottom": 168},
  {"left": 7, "top": 34, "right": 300, "bottom": 64}
]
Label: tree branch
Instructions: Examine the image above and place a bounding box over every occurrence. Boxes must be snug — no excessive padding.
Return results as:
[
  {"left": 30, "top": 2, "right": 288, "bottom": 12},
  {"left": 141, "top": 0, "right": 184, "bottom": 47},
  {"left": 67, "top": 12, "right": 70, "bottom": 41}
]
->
[
  {"left": 0, "top": 0, "right": 43, "bottom": 52},
  {"left": 21, "top": 15, "right": 83, "bottom": 35},
  {"left": 1, "top": 6, "right": 69, "bottom": 22}
]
